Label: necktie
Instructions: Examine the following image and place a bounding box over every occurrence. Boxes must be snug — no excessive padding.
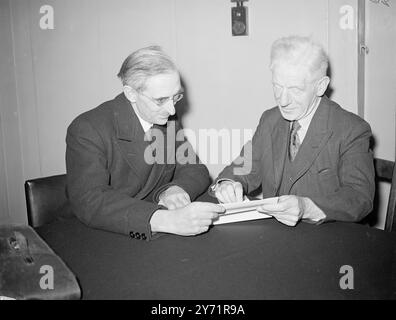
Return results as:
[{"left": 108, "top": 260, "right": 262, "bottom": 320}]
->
[{"left": 289, "top": 121, "right": 301, "bottom": 161}]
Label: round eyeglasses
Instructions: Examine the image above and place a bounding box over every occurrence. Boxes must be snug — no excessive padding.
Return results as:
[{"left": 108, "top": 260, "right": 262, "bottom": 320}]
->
[{"left": 138, "top": 91, "right": 184, "bottom": 107}]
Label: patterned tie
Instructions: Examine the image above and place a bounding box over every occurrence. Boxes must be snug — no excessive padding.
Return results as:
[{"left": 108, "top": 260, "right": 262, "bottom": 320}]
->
[{"left": 289, "top": 121, "right": 301, "bottom": 161}]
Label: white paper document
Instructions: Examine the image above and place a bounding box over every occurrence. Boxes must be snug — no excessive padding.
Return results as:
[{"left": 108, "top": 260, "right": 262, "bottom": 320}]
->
[{"left": 213, "top": 197, "right": 278, "bottom": 225}]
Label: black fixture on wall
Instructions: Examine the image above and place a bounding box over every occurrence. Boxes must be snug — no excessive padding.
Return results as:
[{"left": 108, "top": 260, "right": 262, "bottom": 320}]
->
[{"left": 231, "top": 0, "right": 249, "bottom": 36}]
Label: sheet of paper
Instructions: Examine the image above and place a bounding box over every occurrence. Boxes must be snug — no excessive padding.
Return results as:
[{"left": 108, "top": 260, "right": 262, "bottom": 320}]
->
[{"left": 213, "top": 197, "right": 278, "bottom": 225}]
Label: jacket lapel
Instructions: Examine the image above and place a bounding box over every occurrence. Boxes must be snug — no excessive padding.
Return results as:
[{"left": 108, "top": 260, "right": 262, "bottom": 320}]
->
[
  {"left": 288, "top": 96, "right": 333, "bottom": 190},
  {"left": 134, "top": 124, "right": 168, "bottom": 200},
  {"left": 113, "top": 94, "right": 153, "bottom": 184},
  {"left": 113, "top": 94, "right": 172, "bottom": 199},
  {"left": 271, "top": 116, "right": 290, "bottom": 193}
]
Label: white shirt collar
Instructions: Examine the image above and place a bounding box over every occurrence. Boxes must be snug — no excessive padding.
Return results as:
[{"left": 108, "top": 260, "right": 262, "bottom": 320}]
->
[
  {"left": 293, "top": 97, "right": 321, "bottom": 142},
  {"left": 130, "top": 102, "right": 153, "bottom": 133}
]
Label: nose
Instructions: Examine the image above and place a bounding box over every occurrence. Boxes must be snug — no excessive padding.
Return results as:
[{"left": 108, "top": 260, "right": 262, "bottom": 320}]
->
[
  {"left": 163, "top": 100, "right": 176, "bottom": 116},
  {"left": 278, "top": 88, "right": 291, "bottom": 107}
]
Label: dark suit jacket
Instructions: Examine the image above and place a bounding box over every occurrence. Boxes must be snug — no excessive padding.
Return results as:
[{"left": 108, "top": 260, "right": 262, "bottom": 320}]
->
[
  {"left": 66, "top": 93, "right": 210, "bottom": 240},
  {"left": 215, "top": 96, "right": 375, "bottom": 222}
]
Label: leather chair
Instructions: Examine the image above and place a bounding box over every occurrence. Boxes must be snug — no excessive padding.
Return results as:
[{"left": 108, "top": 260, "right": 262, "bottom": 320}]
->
[
  {"left": 373, "top": 158, "right": 396, "bottom": 232},
  {"left": 24, "top": 174, "right": 72, "bottom": 228}
]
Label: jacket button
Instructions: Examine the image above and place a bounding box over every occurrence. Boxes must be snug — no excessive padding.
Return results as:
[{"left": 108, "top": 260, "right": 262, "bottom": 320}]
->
[
  {"left": 135, "top": 232, "right": 141, "bottom": 240},
  {"left": 142, "top": 234, "right": 147, "bottom": 240},
  {"left": 129, "top": 232, "right": 135, "bottom": 238}
]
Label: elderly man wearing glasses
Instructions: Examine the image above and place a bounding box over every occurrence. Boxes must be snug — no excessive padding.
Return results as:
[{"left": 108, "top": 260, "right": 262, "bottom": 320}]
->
[{"left": 66, "top": 46, "right": 223, "bottom": 240}]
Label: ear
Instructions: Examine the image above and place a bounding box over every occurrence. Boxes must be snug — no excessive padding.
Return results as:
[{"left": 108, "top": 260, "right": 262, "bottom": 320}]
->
[
  {"left": 316, "top": 76, "right": 330, "bottom": 97},
  {"left": 123, "top": 85, "right": 138, "bottom": 103}
]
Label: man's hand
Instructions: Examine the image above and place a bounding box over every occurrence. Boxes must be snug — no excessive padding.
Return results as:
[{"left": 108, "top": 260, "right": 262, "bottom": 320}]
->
[
  {"left": 158, "top": 186, "right": 191, "bottom": 209},
  {"left": 150, "top": 202, "right": 225, "bottom": 236},
  {"left": 257, "top": 195, "right": 306, "bottom": 226},
  {"left": 214, "top": 180, "right": 244, "bottom": 203}
]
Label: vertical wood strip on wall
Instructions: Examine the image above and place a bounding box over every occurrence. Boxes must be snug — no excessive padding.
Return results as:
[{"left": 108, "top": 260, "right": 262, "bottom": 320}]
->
[
  {"left": 327, "top": 0, "right": 359, "bottom": 114},
  {"left": 0, "top": 0, "right": 27, "bottom": 225},
  {"left": 357, "top": 0, "right": 366, "bottom": 118},
  {"left": 364, "top": 0, "right": 396, "bottom": 229},
  {"left": 11, "top": 0, "right": 42, "bottom": 181},
  {"left": 0, "top": 95, "right": 10, "bottom": 224},
  {"left": 0, "top": 1, "right": 11, "bottom": 224}
]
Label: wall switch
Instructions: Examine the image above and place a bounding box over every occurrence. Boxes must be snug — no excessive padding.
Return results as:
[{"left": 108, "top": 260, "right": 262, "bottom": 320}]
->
[{"left": 231, "top": 3, "right": 248, "bottom": 36}]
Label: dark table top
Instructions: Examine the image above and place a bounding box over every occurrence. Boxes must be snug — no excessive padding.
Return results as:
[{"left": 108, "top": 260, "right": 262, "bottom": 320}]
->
[{"left": 36, "top": 214, "right": 396, "bottom": 300}]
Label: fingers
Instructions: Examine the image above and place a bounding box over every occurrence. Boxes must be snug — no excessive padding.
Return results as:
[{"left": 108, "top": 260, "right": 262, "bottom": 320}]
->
[
  {"left": 184, "top": 203, "right": 224, "bottom": 230},
  {"left": 178, "top": 192, "right": 191, "bottom": 207},
  {"left": 258, "top": 202, "right": 286, "bottom": 213},
  {"left": 258, "top": 209, "right": 298, "bottom": 226},
  {"left": 195, "top": 225, "right": 210, "bottom": 235},
  {"left": 167, "top": 203, "right": 177, "bottom": 210},
  {"left": 161, "top": 199, "right": 179, "bottom": 210},
  {"left": 171, "top": 197, "right": 190, "bottom": 209},
  {"left": 159, "top": 186, "right": 191, "bottom": 209},
  {"left": 197, "top": 219, "right": 213, "bottom": 227},
  {"left": 183, "top": 193, "right": 191, "bottom": 203},
  {"left": 258, "top": 196, "right": 301, "bottom": 227},
  {"left": 192, "top": 202, "right": 226, "bottom": 215},
  {"left": 184, "top": 218, "right": 212, "bottom": 236},
  {"left": 257, "top": 206, "right": 298, "bottom": 226},
  {"left": 214, "top": 188, "right": 227, "bottom": 203},
  {"left": 161, "top": 193, "right": 191, "bottom": 210},
  {"left": 164, "top": 202, "right": 224, "bottom": 237},
  {"left": 234, "top": 182, "right": 243, "bottom": 202},
  {"left": 215, "top": 182, "right": 231, "bottom": 203},
  {"left": 271, "top": 214, "right": 299, "bottom": 227},
  {"left": 258, "top": 196, "right": 293, "bottom": 212},
  {"left": 215, "top": 181, "right": 243, "bottom": 203}
]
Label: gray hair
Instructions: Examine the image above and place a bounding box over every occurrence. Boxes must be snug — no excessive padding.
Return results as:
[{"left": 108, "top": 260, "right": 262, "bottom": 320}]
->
[
  {"left": 117, "top": 46, "right": 178, "bottom": 91},
  {"left": 270, "top": 36, "right": 329, "bottom": 80}
]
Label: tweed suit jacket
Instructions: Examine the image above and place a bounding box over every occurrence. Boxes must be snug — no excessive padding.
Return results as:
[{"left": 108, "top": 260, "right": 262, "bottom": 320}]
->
[
  {"left": 215, "top": 96, "right": 375, "bottom": 222},
  {"left": 66, "top": 93, "right": 210, "bottom": 240}
]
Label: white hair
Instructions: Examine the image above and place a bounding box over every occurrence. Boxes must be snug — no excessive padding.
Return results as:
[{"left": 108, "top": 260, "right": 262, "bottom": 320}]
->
[
  {"left": 270, "top": 35, "right": 329, "bottom": 80},
  {"left": 117, "top": 46, "right": 178, "bottom": 91}
]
